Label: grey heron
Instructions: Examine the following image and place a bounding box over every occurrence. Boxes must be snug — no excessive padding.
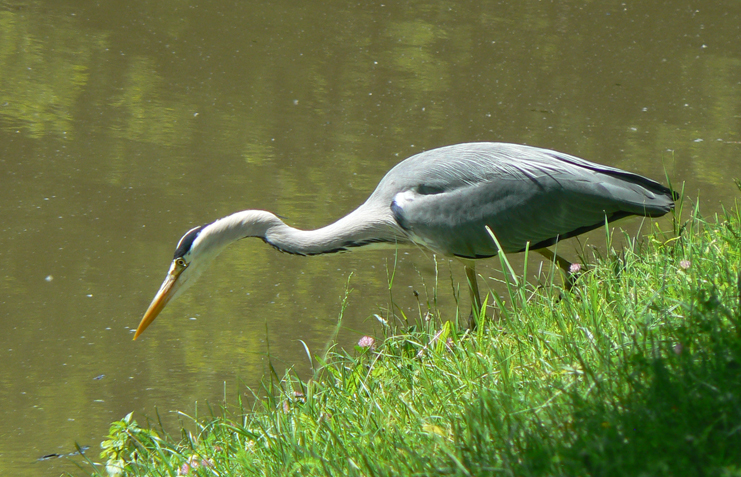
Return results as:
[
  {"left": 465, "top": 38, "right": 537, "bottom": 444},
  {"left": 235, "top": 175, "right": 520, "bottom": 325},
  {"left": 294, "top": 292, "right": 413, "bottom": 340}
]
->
[{"left": 133, "top": 142, "right": 675, "bottom": 339}]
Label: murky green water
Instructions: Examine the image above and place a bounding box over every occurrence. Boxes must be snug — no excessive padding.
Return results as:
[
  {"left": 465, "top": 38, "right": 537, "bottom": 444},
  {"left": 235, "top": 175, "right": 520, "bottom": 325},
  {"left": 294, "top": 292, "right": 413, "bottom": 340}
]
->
[{"left": 1, "top": 1, "right": 740, "bottom": 474}]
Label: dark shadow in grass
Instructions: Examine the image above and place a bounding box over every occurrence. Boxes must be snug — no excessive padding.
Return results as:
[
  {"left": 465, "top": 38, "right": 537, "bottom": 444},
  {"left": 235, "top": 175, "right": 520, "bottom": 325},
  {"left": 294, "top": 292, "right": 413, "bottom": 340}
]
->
[{"left": 458, "top": 285, "right": 741, "bottom": 477}]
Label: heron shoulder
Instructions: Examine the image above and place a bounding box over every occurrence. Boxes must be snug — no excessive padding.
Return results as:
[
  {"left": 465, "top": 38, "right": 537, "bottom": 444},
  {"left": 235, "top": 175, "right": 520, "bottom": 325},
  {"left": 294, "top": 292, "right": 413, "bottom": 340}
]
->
[{"left": 377, "top": 142, "right": 577, "bottom": 193}]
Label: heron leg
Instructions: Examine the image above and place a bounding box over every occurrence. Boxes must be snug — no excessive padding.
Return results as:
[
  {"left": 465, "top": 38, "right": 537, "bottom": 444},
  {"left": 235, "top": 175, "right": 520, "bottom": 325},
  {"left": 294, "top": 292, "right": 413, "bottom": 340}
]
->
[
  {"left": 536, "top": 248, "right": 577, "bottom": 290},
  {"left": 464, "top": 261, "right": 482, "bottom": 329}
]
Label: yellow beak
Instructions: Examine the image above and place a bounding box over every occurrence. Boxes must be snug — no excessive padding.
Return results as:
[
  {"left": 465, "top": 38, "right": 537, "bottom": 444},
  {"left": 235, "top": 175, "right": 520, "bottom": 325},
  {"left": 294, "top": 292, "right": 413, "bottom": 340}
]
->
[{"left": 133, "top": 261, "right": 185, "bottom": 340}]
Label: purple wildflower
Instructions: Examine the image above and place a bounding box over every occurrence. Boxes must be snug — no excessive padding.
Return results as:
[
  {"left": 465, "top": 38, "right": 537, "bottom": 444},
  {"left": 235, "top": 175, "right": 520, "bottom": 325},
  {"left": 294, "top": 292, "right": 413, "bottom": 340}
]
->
[
  {"left": 358, "top": 336, "right": 376, "bottom": 349},
  {"left": 178, "top": 456, "right": 214, "bottom": 475}
]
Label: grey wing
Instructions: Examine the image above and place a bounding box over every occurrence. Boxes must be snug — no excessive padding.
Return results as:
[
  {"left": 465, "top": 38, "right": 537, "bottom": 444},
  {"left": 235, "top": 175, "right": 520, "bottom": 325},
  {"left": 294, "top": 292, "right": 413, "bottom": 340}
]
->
[{"left": 387, "top": 144, "right": 674, "bottom": 258}]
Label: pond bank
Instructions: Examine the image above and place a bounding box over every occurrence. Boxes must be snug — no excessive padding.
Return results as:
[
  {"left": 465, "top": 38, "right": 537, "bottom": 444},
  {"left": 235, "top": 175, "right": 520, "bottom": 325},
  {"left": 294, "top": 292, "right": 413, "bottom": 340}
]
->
[{"left": 84, "top": 199, "right": 741, "bottom": 476}]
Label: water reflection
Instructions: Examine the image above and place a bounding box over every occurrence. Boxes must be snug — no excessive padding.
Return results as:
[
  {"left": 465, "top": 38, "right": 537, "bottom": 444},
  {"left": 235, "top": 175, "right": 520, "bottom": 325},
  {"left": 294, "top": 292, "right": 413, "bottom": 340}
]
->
[{"left": 0, "top": 0, "right": 739, "bottom": 475}]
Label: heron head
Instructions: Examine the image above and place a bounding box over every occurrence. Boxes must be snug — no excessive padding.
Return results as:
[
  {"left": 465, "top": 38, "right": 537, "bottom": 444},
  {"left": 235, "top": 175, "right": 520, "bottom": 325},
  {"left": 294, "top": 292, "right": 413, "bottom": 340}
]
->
[{"left": 133, "top": 224, "right": 215, "bottom": 340}]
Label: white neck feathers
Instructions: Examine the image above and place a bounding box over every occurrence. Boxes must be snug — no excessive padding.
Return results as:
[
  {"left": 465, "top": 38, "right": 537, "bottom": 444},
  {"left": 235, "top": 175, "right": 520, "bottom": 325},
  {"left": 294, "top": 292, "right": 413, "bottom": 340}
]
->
[{"left": 191, "top": 205, "right": 405, "bottom": 258}]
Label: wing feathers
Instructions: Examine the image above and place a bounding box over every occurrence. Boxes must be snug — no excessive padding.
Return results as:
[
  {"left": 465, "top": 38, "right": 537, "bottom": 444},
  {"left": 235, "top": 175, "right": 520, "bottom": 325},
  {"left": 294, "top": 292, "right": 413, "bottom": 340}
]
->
[{"left": 387, "top": 143, "right": 674, "bottom": 258}]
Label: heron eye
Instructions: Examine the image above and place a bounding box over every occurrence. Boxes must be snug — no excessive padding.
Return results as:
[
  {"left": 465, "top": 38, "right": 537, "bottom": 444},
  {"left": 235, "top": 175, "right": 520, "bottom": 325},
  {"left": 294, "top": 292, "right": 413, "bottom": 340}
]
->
[{"left": 175, "top": 258, "right": 188, "bottom": 269}]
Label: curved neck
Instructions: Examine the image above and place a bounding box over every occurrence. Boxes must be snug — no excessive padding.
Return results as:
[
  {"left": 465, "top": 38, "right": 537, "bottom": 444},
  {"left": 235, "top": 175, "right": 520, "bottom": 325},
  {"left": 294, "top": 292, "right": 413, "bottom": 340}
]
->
[{"left": 197, "top": 206, "right": 406, "bottom": 257}]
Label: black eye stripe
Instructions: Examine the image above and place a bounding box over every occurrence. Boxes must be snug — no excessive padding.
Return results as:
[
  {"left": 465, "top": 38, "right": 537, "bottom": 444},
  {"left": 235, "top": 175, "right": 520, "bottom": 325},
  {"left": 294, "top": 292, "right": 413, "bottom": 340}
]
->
[{"left": 174, "top": 225, "right": 206, "bottom": 259}]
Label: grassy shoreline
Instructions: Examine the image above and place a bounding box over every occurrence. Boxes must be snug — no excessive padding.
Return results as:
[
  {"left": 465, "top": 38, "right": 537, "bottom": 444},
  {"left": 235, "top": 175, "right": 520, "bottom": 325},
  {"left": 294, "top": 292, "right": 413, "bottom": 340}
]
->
[{"left": 82, "top": 201, "right": 741, "bottom": 476}]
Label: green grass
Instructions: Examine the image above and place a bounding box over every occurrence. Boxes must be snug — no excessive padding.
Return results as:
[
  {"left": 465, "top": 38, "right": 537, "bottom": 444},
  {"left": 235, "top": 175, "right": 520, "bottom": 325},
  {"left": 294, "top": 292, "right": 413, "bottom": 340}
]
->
[{"left": 80, "top": 200, "right": 741, "bottom": 476}]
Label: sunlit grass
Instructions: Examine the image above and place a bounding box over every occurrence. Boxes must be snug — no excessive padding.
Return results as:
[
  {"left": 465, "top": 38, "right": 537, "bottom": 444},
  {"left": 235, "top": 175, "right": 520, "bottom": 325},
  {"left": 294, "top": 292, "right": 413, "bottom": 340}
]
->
[{"left": 77, "top": 199, "right": 741, "bottom": 476}]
